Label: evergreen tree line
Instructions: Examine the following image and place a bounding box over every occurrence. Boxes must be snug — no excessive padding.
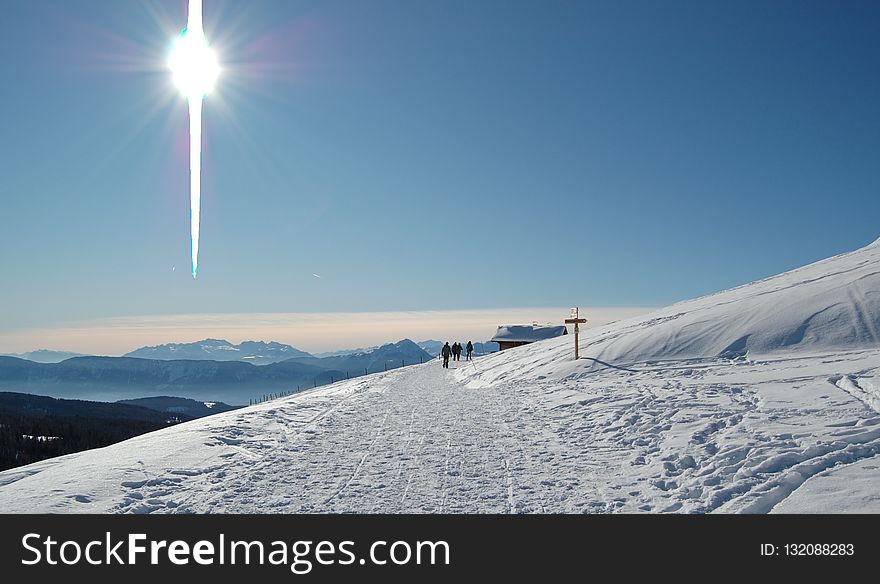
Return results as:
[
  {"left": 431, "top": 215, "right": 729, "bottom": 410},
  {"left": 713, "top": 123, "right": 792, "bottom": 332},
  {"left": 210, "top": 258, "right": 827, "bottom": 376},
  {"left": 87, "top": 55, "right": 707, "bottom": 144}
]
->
[{"left": 0, "top": 412, "right": 173, "bottom": 472}]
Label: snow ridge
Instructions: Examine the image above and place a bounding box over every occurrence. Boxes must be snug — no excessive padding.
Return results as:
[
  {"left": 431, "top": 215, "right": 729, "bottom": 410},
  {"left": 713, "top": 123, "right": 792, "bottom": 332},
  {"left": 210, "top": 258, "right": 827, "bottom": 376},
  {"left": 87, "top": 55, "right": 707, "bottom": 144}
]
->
[{"left": 570, "top": 239, "right": 880, "bottom": 364}]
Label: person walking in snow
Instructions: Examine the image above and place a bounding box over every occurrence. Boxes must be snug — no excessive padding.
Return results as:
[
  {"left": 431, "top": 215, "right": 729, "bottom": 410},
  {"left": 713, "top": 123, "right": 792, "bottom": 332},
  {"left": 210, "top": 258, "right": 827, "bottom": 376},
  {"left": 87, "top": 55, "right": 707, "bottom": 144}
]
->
[
  {"left": 453, "top": 342, "right": 461, "bottom": 361},
  {"left": 466, "top": 340, "right": 473, "bottom": 361},
  {"left": 441, "top": 342, "right": 452, "bottom": 368}
]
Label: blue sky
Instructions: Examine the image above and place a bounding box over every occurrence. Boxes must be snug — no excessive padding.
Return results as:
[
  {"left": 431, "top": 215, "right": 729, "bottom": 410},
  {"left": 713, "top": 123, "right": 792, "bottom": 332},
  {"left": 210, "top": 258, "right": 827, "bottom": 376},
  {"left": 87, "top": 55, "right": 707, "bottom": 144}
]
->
[{"left": 1, "top": 1, "right": 879, "bottom": 351}]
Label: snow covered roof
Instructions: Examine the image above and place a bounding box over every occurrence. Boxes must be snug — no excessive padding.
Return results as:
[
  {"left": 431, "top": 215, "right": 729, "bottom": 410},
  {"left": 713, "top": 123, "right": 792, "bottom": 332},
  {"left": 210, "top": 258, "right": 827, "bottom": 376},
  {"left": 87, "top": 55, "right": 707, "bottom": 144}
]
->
[{"left": 490, "top": 325, "right": 567, "bottom": 343}]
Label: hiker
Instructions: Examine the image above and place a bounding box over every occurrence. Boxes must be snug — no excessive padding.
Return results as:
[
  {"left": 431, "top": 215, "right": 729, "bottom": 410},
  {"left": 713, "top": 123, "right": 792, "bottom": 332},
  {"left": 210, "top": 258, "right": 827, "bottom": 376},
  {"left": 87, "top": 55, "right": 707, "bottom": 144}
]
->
[
  {"left": 452, "top": 342, "right": 461, "bottom": 361},
  {"left": 441, "top": 342, "right": 452, "bottom": 368},
  {"left": 466, "top": 340, "right": 473, "bottom": 361}
]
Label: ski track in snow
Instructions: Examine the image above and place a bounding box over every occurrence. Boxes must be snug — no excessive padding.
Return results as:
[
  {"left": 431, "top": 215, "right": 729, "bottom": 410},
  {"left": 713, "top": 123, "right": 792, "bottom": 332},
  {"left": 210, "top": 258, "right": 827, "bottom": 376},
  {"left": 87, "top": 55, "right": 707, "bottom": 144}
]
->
[{"left": 464, "top": 354, "right": 880, "bottom": 513}]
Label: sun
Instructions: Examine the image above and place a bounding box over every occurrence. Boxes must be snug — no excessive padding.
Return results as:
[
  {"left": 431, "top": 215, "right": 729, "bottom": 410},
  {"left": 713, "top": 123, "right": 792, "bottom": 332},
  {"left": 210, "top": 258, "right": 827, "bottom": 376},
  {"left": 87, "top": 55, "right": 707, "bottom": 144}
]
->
[{"left": 168, "top": 26, "right": 220, "bottom": 101}]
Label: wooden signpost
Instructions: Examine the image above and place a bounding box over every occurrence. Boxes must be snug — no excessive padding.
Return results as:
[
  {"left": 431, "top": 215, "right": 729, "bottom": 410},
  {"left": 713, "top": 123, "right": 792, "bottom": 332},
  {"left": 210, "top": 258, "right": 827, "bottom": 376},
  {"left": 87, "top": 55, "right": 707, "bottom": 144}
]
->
[{"left": 565, "top": 307, "right": 587, "bottom": 360}]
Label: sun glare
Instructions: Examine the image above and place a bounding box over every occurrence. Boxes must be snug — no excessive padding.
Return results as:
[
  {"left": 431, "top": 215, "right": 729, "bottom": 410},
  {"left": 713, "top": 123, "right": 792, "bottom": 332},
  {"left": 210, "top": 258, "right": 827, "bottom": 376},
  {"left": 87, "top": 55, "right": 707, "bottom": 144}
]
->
[{"left": 168, "top": 27, "right": 220, "bottom": 100}]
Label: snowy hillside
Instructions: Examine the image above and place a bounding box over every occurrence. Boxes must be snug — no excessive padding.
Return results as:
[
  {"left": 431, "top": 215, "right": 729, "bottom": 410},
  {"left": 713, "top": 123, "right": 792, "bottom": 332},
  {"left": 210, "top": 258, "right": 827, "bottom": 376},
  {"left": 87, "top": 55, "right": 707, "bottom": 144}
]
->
[
  {"left": 1, "top": 239, "right": 879, "bottom": 513},
  {"left": 577, "top": 237, "right": 880, "bottom": 364}
]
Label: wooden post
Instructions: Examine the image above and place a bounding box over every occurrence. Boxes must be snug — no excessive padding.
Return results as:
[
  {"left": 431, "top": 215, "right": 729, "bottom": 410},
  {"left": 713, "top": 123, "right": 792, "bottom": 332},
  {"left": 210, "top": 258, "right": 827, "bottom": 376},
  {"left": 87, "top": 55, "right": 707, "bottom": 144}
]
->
[{"left": 564, "top": 307, "right": 587, "bottom": 360}]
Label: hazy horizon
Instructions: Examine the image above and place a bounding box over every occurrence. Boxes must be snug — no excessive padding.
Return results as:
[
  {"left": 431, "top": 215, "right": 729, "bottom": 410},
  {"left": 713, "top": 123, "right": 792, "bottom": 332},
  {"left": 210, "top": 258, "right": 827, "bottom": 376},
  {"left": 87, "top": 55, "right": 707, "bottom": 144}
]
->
[{"left": 0, "top": 306, "right": 651, "bottom": 356}]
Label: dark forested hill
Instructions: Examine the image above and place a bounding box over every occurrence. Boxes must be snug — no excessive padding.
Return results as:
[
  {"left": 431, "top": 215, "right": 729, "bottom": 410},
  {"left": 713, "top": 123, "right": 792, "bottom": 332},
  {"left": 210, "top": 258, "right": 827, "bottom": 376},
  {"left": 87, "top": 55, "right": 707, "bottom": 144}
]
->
[{"left": 0, "top": 392, "right": 190, "bottom": 472}]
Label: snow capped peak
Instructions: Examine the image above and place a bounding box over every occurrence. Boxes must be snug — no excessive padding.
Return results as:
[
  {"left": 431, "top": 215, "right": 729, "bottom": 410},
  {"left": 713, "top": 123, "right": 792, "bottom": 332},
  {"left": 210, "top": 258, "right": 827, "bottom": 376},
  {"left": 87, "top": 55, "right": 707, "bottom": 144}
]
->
[
  {"left": 190, "top": 339, "right": 234, "bottom": 348},
  {"left": 124, "top": 339, "right": 312, "bottom": 363},
  {"left": 239, "top": 340, "right": 292, "bottom": 351}
]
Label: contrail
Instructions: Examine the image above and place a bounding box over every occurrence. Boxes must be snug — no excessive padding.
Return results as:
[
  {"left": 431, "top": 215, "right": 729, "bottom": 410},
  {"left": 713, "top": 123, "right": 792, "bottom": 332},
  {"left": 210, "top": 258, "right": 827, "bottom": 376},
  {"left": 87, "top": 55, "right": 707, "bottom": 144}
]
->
[{"left": 169, "top": 0, "right": 219, "bottom": 279}]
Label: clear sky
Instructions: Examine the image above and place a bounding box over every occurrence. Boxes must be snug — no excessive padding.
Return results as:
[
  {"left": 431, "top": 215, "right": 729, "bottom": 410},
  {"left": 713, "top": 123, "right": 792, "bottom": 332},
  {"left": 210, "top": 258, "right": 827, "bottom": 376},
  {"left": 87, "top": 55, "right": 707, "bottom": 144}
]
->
[{"left": 1, "top": 1, "right": 878, "bottom": 353}]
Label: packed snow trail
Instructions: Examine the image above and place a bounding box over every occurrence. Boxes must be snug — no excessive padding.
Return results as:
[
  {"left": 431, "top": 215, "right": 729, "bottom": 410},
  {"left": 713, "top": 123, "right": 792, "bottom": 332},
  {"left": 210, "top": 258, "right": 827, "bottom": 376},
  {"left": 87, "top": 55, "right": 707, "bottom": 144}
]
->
[{"left": 114, "top": 359, "right": 620, "bottom": 513}]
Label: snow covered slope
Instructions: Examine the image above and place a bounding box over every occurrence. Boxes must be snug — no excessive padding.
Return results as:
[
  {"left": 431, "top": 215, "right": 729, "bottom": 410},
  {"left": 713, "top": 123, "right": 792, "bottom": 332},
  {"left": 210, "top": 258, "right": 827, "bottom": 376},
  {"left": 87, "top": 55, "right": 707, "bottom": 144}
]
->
[
  {"left": 0, "top": 239, "right": 878, "bottom": 513},
  {"left": 586, "top": 238, "right": 880, "bottom": 364},
  {"left": 460, "top": 238, "right": 880, "bottom": 383}
]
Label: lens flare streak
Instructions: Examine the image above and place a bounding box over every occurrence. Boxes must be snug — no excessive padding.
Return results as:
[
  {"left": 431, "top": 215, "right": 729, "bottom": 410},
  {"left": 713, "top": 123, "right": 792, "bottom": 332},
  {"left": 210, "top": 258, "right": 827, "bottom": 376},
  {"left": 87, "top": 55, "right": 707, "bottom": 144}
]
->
[
  {"left": 169, "top": 0, "right": 219, "bottom": 278},
  {"left": 189, "top": 98, "right": 202, "bottom": 278}
]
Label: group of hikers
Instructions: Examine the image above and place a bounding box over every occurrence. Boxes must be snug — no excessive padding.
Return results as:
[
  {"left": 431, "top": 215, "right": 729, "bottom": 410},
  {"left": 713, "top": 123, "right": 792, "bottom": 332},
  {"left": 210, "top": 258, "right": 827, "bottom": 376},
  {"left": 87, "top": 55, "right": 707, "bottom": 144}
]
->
[{"left": 440, "top": 341, "right": 473, "bottom": 368}]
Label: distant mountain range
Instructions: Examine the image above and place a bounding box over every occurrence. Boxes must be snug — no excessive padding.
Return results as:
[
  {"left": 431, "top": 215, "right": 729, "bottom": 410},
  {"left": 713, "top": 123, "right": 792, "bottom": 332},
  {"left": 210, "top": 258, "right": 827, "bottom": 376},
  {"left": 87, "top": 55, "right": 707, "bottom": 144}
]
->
[
  {"left": 284, "top": 340, "right": 434, "bottom": 374},
  {"left": 0, "top": 350, "right": 88, "bottom": 363},
  {"left": 124, "top": 339, "right": 311, "bottom": 365},
  {"left": 0, "top": 339, "right": 432, "bottom": 405},
  {"left": 416, "top": 340, "right": 444, "bottom": 356},
  {"left": 312, "top": 346, "right": 376, "bottom": 358},
  {"left": 5, "top": 338, "right": 498, "bottom": 364},
  {"left": 315, "top": 340, "right": 446, "bottom": 359}
]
